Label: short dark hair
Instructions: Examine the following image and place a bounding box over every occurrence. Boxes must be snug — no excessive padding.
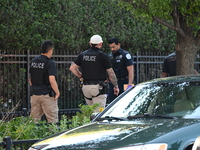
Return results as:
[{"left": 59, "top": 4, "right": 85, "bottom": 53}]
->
[
  {"left": 108, "top": 37, "right": 120, "bottom": 45},
  {"left": 91, "top": 44, "right": 98, "bottom": 47},
  {"left": 41, "top": 40, "right": 54, "bottom": 54}
]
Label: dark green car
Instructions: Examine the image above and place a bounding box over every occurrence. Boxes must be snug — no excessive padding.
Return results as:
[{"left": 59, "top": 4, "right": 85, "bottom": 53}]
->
[{"left": 29, "top": 75, "right": 200, "bottom": 150}]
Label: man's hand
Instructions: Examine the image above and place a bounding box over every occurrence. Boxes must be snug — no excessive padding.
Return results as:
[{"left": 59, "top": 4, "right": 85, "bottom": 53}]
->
[
  {"left": 54, "top": 92, "right": 60, "bottom": 100},
  {"left": 113, "top": 86, "right": 119, "bottom": 96},
  {"left": 126, "top": 84, "right": 133, "bottom": 90},
  {"left": 49, "top": 75, "right": 60, "bottom": 100}
]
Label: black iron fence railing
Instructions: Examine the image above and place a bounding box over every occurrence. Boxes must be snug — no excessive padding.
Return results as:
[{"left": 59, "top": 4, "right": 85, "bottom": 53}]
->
[
  {"left": 0, "top": 51, "right": 200, "bottom": 149},
  {"left": 0, "top": 108, "right": 81, "bottom": 122},
  {"left": 0, "top": 136, "right": 39, "bottom": 150},
  {"left": 0, "top": 51, "right": 200, "bottom": 112}
]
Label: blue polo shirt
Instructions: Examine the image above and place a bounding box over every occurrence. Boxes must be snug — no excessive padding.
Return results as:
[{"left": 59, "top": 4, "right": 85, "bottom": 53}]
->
[{"left": 109, "top": 48, "right": 133, "bottom": 79}]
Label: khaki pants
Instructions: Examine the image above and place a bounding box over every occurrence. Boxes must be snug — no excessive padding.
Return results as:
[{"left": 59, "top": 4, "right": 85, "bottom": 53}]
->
[
  {"left": 30, "top": 94, "right": 58, "bottom": 123},
  {"left": 82, "top": 84, "right": 106, "bottom": 113}
]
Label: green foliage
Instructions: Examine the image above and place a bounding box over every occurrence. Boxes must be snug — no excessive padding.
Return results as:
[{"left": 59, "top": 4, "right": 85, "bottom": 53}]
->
[
  {"left": 68, "top": 103, "right": 100, "bottom": 128},
  {"left": 120, "top": 0, "right": 200, "bottom": 34},
  {"left": 0, "top": 0, "right": 175, "bottom": 53},
  {"left": 0, "top": 104, "right": 99, "bottom": 141}
]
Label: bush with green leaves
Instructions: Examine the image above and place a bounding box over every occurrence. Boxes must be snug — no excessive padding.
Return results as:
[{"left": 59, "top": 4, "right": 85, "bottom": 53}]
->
[
  {"left": 0, "top": 0, "right": 175, "bottom": 53},
  {"left": 0, "top": 103, "right": 100, "bottom": 141}
]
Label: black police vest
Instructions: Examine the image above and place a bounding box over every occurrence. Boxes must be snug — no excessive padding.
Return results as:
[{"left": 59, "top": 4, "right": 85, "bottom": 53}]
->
[
  {"left": 110, "top": 52, "right": 128, "bottom": 79},
  {"left": 30, "top": 56, "right": 50, "bottom": 85},
  {"left": 81, "top": 49, "right": 107, "bottom": 81}
]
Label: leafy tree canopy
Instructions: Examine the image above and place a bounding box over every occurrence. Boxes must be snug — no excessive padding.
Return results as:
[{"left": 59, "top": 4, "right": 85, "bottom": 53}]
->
[
  {"left": 120, "top": 0, "right": 200, "bottom": 75},
  {"left": 121, "top": 0, "right": 200, "bottom": 37}
]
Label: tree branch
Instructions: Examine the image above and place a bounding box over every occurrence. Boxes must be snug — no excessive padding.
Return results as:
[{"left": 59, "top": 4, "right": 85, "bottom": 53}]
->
[
  {"left": 171, "top": 3, "right": 180, "bottom": 28},
  {"left": 152, "top": 16, "right": 186, "bottom": 37}
]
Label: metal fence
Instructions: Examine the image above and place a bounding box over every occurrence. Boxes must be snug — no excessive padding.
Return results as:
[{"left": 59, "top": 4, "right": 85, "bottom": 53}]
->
[
  {"left": 0, "top": 108, "right": 81, "bottom": 121},
  {"left": 0, "top": 50, "right": 200, "bottom": 112},
  {"left": 0, "top": 136, "right": 39, "bottom": 150}
]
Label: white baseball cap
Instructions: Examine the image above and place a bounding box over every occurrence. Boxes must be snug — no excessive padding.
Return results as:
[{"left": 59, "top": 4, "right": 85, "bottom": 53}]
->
[{"left": 90, "top": 35, "right": 103, "bottom": 44}]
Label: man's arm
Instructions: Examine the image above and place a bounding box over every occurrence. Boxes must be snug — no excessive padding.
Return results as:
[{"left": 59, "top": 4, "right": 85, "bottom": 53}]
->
[
  {"left": 49, "top": 76, "right": 60, "bottom": 100},
  {"left": 28, "top": 73, "right": 32, "bottom": 86},
  {"left": 126, "top": 65, "right": 134, "bottom": 85},
  {"left": 194, "top": 69, "right": 199, "bottom": 74},
  {"left": 107, "top": 68, "right": 119, "bottom": 96},
  {"left": 69, "top": 62, "right": 82, "bottom": 78},
  {"left": 161, "top": 72, "right": 168, "bottom": 78}
]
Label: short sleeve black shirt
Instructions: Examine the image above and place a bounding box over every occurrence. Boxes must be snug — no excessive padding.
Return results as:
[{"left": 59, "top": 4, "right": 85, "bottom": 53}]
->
[
  {"left": 74, "top": 47, "right": 111, "bottom": 81},
  {"left": 29, "top": 55, "right": 57, "bottom": 95}
]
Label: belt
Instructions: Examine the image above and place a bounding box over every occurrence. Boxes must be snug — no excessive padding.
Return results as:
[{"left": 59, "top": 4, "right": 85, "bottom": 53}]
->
[{"left": 83, "top": 80, "right": 103, "bottom": 85}]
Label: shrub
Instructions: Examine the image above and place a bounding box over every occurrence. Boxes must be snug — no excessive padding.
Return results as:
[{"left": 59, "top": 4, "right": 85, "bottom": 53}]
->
[{"left": 0, "top": 103, "right": 100, "bottom": 141}]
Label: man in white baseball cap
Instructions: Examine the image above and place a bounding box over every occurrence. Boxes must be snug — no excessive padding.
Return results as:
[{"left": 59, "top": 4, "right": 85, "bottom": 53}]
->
[
  {"left": 70, "top": 35, "right": 119, "bottom": 113},
  {"left": 90, "top": 35, "right": 103, "bottom": 44}
]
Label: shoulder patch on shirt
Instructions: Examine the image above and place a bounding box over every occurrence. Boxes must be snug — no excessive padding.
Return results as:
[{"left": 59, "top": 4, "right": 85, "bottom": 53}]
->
[{"left": 126, "top": 54, "right": 131, "bottom": 59}]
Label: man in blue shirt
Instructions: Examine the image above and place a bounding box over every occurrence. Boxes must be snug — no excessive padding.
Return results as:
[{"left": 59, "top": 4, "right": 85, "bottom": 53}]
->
[{"left": 107, "top": 37, "right": 134, "bottom": 102}]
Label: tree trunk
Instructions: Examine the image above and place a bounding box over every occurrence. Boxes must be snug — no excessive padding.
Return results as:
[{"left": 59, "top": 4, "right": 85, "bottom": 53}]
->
[{"left": 176, "top": 34, "right": 197, "bottom": 75}]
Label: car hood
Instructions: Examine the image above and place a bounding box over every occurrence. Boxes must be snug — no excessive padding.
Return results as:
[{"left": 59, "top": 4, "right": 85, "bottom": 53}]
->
[{"left": 32, "top": 118, "right": 200, "bottom": 149}]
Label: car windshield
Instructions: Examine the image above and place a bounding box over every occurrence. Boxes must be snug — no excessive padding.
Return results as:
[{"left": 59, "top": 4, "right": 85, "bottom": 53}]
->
[{"left": 101, "top": 80, "right": 200, "bottom": 119}]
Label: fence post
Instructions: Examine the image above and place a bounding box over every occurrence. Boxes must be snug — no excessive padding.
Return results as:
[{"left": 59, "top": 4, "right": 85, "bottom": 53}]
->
[
  {"left": 3, "top": 137, "right": 12, "bottom": 150},
  {"left": 136, "top": 51, "right": 139, "bottom": 84},
  {"left": 27, "top": 50, "right": 31, "bottom": 111}
]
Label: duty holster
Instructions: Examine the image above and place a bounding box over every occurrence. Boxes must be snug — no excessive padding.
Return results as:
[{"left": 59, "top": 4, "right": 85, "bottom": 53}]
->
[
  {"left": 82, "top": 81, "right": 109, "bottom": 100},
  {"left": 98, "top": 81, "right": 109, "bottom": 95}
]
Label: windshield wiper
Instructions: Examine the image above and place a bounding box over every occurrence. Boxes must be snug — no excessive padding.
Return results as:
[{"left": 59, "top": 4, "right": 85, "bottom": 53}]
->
[
  {"left": 144, "top": 113, "right": 177, "bottom": 119},
  {"left": 96, "top": 116, "right": 127, "bottom": 121},
  {"left": 127, "top": 113, "right": 177, "bottom": 120},
  {"left": 97, "top": 114, "right": 177, "bottom": 121}
]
